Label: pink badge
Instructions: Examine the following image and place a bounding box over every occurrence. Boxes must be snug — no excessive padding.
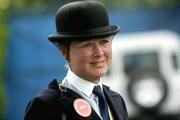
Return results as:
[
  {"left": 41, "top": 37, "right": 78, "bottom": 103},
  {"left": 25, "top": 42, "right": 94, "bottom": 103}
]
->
[{"left": 73, "top": 98, "right": 92, "bottom": 117}]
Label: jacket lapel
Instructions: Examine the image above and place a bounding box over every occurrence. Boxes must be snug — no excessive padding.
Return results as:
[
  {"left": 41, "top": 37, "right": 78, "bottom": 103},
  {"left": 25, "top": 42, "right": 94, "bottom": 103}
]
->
[{"left": 103, "top": 85, "right": 128, "bottom": 120}]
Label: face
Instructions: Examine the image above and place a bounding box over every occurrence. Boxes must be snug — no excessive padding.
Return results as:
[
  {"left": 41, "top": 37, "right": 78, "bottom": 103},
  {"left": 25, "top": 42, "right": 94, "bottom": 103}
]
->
[{"left": 68, "top": 37, "right": 112, "bottom": 83}]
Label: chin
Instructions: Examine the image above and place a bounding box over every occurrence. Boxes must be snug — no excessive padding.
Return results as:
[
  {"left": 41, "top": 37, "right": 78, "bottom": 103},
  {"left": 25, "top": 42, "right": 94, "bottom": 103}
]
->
[{"left": 93, "top": 71, "right": 106, "bottom": 78}]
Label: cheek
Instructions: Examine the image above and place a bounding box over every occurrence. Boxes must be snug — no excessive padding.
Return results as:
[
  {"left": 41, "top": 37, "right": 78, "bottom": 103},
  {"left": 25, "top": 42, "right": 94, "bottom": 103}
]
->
[
  {"left": 70, "top": 50, "right": 90, "bottom": 64},
  {"left": 105, "top": 47, "right": 112, "bottom": 63}
]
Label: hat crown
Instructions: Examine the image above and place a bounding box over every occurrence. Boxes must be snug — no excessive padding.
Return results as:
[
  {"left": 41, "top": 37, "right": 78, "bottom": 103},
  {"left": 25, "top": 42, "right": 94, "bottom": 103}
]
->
[{"left": 55, "top": 1, "right": 109, "bottom": 34}]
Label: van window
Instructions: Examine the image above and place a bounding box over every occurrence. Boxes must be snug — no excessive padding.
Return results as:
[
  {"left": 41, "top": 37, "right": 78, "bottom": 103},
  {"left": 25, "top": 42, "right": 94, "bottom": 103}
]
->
[
  {"left": 171, "top": 53, "right": 180, "bottom": 70},
  {"left": 124, "top": 52, "right": 159, "bottom": 75}
]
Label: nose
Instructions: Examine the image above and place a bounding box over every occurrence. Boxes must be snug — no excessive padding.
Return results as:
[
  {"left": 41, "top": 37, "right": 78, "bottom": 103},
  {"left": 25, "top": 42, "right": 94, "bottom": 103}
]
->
[{"left": 93, "top": 43, "right": 104, "bottom": 57}]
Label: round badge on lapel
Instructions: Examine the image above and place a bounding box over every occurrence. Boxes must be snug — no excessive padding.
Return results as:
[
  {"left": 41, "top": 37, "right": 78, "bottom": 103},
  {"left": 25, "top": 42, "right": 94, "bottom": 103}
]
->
[{"left": 73, "top": 98, "right": 92, "bottom": 117}]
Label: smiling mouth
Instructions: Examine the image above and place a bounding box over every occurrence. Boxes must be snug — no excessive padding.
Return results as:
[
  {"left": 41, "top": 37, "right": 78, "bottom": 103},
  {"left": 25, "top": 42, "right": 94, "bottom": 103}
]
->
[{"left": 91, "top": 61, "right": 105, "bottom": 67}]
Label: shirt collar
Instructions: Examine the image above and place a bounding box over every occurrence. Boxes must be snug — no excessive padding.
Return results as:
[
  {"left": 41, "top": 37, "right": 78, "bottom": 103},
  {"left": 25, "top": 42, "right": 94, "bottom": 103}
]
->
[{"left": 65, "top": 69, "right": 103, "bottom": 97}]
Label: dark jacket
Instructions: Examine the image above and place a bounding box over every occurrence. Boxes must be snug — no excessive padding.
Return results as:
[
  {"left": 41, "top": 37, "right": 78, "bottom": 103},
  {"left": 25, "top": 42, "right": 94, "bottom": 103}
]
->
[{"left": 24, "top": 80, "right": 128, "bottom": 120}]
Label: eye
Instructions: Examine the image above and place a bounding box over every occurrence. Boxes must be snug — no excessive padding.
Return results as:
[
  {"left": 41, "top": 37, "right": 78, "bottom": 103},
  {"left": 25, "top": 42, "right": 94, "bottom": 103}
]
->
[
  {"left": 80, "top": 42, "right": 92, "bottom": 48},
  {"left": 99, "top": 39, "right": 110, "bottom": 45}
]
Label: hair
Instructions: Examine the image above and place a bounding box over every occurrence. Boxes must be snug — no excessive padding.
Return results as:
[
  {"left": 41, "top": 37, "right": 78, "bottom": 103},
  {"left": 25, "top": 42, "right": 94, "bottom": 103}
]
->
[{"left": 57, "top": 41, "right": 72, "bottom": 61}]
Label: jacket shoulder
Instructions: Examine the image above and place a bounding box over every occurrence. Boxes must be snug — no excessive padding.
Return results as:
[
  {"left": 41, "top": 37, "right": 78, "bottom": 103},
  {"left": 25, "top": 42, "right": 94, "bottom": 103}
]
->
[
  {"left": 24, "top": 80, "right": 63, "bottom": 120},
  {"left": 24, "top": 92, "right": 62, "bottom": 120}
]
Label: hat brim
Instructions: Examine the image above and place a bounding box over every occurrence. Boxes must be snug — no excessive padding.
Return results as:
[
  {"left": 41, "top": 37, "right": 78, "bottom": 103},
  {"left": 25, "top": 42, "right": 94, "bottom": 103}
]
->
[{"left": 48, "top": 25, "right": 120, "bottom": 43}]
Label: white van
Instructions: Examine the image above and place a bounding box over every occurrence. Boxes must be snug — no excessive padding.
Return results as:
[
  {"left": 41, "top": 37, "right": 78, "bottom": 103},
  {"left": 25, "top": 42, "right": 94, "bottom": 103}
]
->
[{"left": 103, "top": 30, "right": 180, "bottom": 119}]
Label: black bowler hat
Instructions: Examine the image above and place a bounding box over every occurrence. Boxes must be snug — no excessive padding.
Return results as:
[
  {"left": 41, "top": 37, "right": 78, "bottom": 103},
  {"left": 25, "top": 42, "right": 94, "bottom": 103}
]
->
[{"left": 48, "top": 0, "right": 120, "bottom": 43}]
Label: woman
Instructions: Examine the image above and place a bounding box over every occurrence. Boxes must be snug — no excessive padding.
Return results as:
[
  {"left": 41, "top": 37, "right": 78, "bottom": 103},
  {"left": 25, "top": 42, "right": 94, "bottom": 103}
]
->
[{"left": 24, "top": 1, "right": 128, "bottom": 120}]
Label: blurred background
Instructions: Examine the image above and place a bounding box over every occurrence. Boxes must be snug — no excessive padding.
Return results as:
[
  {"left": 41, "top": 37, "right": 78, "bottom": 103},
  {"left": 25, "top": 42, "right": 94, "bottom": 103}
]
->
[{"left": 0, "top": 0, "right": 180, "bottom": 120}]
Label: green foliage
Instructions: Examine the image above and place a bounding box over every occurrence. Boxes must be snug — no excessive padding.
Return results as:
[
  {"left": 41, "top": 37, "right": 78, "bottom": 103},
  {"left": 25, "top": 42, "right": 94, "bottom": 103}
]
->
[
  {"left": 0, "top": 9, "right": 7, "bottom": 120},
  {"left": 7, "top": 0, "right": 180, "bottom": 10}
]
